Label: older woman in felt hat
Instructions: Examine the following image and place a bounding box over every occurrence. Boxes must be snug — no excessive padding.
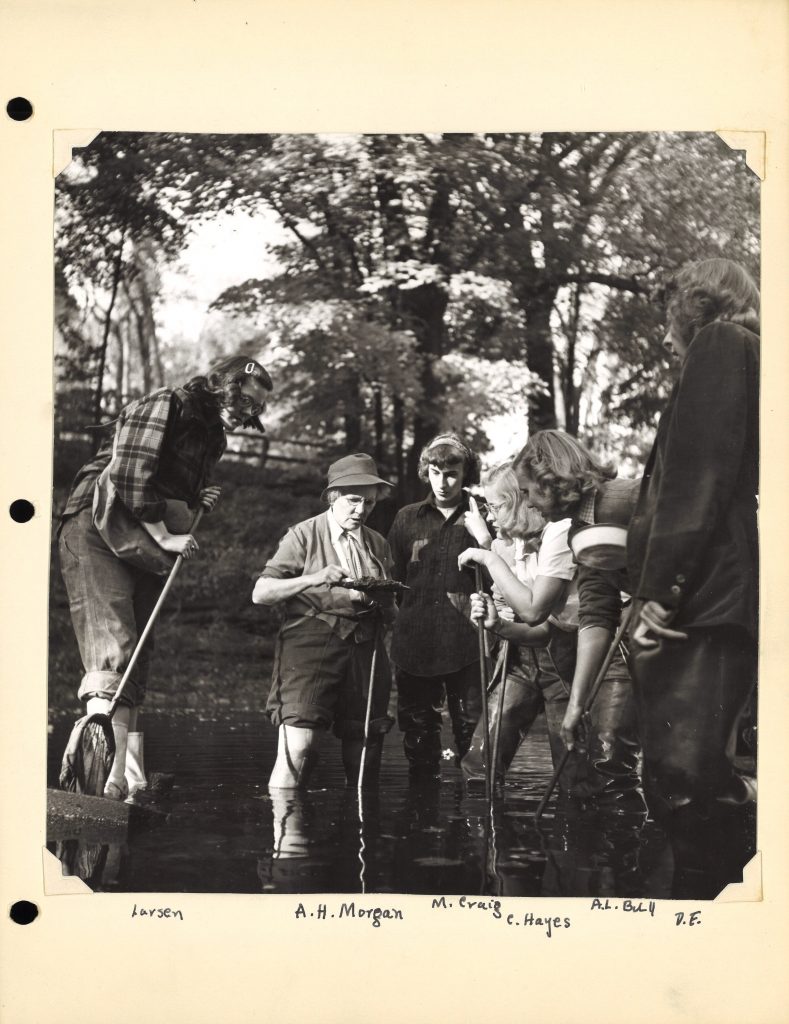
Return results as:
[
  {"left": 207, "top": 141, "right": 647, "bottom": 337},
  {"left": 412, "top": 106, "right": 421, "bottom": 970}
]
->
[{"left": 253, "top": 453, "right": 396, "bottom": 788}]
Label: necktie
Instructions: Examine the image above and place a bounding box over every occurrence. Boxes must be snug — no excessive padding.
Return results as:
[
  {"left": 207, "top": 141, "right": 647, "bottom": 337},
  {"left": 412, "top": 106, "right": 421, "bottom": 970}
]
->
[{"left": 342, "top": 531, "right": 372, "bottom": 605}]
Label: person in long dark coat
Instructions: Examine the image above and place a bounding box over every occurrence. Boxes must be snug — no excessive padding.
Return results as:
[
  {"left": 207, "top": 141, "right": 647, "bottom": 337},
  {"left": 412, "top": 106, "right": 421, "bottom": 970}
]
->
[{"left": 627, "top": 258, "right": 759, "bottom": 897}]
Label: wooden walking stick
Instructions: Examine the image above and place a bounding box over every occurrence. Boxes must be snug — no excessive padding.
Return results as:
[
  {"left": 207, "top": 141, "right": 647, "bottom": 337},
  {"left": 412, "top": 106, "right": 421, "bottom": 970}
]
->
[
  {"left": 534, "top": 603, "right": 633, "bottom": 823},
  {"left": 489, "top": 639, "right": 510, "bottom": 795},
  {"left": 357, "top": 613, "right": 381, "bottom": 794},
  {"left": 474, "top": 564, "right": 492, "bottom": 803}
]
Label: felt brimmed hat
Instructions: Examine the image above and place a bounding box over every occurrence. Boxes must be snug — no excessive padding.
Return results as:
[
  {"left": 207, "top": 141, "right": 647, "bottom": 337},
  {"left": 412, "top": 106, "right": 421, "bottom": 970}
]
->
[{"left": 321, "top": 453, "right": 393, "bottom": 500}]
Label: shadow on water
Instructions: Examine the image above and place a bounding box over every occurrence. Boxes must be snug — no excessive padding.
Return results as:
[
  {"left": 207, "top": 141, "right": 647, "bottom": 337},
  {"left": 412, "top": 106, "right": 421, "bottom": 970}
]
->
[{"left": 47, "top": 711, "right": 673, "bottom": 897}]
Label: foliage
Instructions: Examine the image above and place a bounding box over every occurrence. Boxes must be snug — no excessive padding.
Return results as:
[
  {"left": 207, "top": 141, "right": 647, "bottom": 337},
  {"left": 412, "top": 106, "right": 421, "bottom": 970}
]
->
[{"left": 55, "top": 131, "right": 760, "bottom": 485}]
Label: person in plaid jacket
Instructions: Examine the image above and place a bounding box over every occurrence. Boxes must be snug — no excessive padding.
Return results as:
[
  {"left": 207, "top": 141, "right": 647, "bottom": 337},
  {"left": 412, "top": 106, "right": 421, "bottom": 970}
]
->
[{"left": 58, "top": 354, "right": 272, "bottom": 799}]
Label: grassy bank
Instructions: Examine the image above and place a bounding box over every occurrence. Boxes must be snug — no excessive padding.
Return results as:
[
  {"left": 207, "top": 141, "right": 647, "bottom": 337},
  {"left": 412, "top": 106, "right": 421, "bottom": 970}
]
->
[{"left": 48, "top": 448, "right": 334, "bottom": 714}]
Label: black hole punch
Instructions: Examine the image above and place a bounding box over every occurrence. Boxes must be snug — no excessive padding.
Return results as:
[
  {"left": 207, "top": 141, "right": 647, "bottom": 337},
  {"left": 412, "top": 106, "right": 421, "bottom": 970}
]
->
[
  {"left": 10, "top": 901, "right": 38, "bottom": 925},
  {"left": 6, "top": 97, "right": 33, "bottom": 122},
  {"left": 9, "top": 499, "right": 34, "bottom": 523}
]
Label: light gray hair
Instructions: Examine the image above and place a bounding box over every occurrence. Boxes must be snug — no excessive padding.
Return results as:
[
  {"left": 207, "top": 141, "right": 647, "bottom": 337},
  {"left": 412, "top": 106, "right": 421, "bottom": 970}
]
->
[{"left": 324, "top": 484, "right": 389, "bottom": 507}]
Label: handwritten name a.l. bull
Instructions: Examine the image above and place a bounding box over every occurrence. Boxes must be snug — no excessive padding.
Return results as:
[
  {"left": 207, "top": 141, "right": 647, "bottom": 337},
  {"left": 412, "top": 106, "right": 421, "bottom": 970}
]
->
[
  {"left": 131, "top": 904, "right": 183, "bottom": 920},
  {"left": 590, "top": 898, "right": 657, "bottom": 917},
  {"left": 294, "top": 901, "right": 403, "bottom": 928}
]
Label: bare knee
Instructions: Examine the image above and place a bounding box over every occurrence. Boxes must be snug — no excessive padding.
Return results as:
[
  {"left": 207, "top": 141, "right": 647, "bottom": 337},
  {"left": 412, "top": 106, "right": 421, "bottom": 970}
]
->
[{"left": 269, "top": 725, "right": 321, "bottom": 788}]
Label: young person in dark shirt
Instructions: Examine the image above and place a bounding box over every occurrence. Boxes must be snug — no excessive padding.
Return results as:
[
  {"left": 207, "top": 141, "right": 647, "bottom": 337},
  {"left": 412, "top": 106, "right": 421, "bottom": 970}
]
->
[{"left": 387, "top": 433, "right": 491, "bottom": 780}]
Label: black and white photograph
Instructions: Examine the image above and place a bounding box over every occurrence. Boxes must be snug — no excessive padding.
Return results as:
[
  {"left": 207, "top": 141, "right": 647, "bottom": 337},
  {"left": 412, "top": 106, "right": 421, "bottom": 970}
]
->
[
  {"left": 3, "top": 3, "right": 789, "bottom": 1024},
  {"left": 46, "top": 130, "right": 760, "bottom": 901}
]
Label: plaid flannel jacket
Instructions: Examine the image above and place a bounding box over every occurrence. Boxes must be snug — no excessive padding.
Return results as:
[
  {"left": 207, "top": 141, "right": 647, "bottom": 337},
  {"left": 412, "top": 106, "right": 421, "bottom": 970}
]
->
[{"left": 62, "top": 387, "right": 226, "bottom": 524}]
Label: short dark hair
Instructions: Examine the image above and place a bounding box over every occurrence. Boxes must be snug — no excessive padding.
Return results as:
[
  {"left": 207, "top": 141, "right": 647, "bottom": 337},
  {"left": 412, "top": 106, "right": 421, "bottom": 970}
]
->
[
  {"left": 185, "top": 355, "right": 273, "bottom": 433},
  {"left": 512, "top": 429, "right": 616, "bottom": 518},
  {"left": 658, "top": 258, "right": 760, "bottom": 348},
  {"left": 417, "top": 433, "right": 481, "bottom": 488}
]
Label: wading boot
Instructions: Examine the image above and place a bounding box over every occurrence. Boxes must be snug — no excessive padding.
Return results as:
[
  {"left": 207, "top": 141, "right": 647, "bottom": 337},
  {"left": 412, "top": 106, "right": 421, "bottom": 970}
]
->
[
  {"left": 124, "top": 732, "right": 148, "bottom": 800},
  {"left": 344, "top": 736, "right": 385, "bottom": 788}
]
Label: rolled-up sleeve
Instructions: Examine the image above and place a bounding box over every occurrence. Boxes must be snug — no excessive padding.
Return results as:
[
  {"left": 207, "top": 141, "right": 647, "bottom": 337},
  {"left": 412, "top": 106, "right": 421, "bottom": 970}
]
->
[
  {"left": 577, "top": 565, "right": 624, "bottom": 633},
  {"left": 259, "top": 527, "right": 307, "bottom": 580}
]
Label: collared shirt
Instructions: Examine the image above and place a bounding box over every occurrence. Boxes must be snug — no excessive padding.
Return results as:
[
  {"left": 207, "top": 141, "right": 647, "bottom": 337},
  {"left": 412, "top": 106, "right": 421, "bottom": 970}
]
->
[
  {"left": 260, "top": 511, "right": 393, "bottom": 640},
  {"left": 326, "top": 507, "right": 382, "bottom": 603},
  {"left": 535, "top": 519, "right": 579, "bottom": 631},
  {"left": 494, "top": 531, "right": 578, "bottom": 632},
  {"left": 61, "top": 387, "right": 226, "bottom": 524},
  {"left": 387, "top": 491, "right": 487, "bottom": 676}
]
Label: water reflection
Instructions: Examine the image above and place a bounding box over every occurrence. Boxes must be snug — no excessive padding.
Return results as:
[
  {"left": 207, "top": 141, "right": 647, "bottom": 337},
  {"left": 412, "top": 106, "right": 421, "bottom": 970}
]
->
[{"left": 47, "top": 710, "right": 673, "bottom": 897}]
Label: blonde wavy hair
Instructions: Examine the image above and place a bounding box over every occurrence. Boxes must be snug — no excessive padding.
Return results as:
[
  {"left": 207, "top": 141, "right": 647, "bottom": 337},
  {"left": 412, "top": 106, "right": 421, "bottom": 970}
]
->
[
  {"left": 512, "top": 430, "right": 617, "bottom": 519},
  {"left": 483, "top": 463, "right": 544, "bottom": 541}
]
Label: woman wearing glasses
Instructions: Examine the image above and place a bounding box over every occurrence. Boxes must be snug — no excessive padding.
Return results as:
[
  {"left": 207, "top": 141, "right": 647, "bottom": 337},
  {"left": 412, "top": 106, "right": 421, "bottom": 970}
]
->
[
  {"left": 460, "top": 462, "right": 581, "bottom": 791},
  {"left": 253, "top": 453, "right": 396, "bottom": 789},
  {"left": 58, "top": 355, "right": 272, "bottom": 799}
]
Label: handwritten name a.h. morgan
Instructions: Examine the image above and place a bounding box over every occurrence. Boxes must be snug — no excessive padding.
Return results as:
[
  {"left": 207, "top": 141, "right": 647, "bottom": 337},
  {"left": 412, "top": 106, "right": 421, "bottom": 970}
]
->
[{"left": 294, "top": 902, "right": 403, "bottom": 927}]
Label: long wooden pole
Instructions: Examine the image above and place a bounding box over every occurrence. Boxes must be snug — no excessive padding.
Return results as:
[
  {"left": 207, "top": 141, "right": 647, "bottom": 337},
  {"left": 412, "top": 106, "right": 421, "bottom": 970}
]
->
[
  {"left": 475, "top": 565, "right": 492, "bottom": 802},
  {"left": 108, "top": 508, "right": 204, "bottom": 719}
]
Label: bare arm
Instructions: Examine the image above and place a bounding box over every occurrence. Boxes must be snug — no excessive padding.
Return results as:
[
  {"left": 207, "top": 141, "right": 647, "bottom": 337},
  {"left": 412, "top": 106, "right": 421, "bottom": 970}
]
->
[
  {"left": 560, "top": 625, "right": 613, "bottom": 750},
  {"left": 459, "top": 548, "right": 568, "bottom": 625},
  {"left": 252, "top": 563, "right": 347, "bottom": 606},
  {"left": 469, "top": 593, "right": 551, "bottom": 645},
  {"left": 141, "top": 519, "right": 198, "bottom": 559}
]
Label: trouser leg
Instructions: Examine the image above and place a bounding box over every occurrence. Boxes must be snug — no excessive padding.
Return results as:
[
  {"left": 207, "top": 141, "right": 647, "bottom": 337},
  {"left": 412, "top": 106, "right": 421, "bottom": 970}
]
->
[
  {"left": 462, "top": 650, "right": 542, "bottom": 782},
  {"left": 444, "top": 661, "right": 483, "bottom": 760},
  {"left": 342, "top": 735, "right": 385, "bottom": 787},
  {"left": 532, "top": 631, "right": 578, "bottom": 791},
  {"left": 59, "top": 509, "right": 161, "bottom": 708},
  {"left": 569, "top": 648, "right": 643, "bottom": 804},
  {"left": 631, "top": 625, "right": 757, "bottom": 896},
  {"left": 396, "top": 671, "right": 444, "bottom": 774}
]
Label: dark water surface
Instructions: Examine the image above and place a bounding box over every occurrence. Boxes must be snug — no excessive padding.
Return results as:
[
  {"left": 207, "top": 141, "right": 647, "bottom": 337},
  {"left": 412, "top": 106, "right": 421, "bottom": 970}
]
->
[{"left": 47, "top": 711, "right": 673, "bottom": 897}]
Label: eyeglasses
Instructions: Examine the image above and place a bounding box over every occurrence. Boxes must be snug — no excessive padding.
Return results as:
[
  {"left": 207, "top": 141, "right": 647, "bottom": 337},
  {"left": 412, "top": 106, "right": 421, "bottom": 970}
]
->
[
  {"left": 487, "top": 501, "right": 506, "bottom": 513},
  {"left": 339, "top": 496, "right": 374, "bottom": 509},
  {"left": 238, "top": 394, "right": 266, "bottom": 418}
]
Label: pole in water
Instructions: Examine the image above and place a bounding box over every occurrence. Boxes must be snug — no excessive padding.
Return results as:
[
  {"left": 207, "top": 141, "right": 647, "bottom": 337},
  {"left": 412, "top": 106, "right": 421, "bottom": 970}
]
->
[
  {"left": 474, "top": 564, "right": 492, "bottom": 803},
  {"left": 490, "top": 639, "right": 510, "bottom": 797},
  {"left": 357, "top": 616, "right": 380, "bottom": 794},
  {"left": 534, "top": 603, "right": 633, "bottom": 823}
]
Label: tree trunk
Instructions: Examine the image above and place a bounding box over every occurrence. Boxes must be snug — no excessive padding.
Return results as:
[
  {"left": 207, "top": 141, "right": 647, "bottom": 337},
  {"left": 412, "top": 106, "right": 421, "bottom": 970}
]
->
[
  {"left": 517, "top": 282, "right": 559, "bottom": 432},
  {"left": 562, "top": 284, "right": 582, "bottom": 436},
  {"left": 93, "top": 228, "right": 127, "bottom": 427},
  {"left": 138, "top": 272, "right": 164, "bottom": 387},
  {"left": 372, "top": 385, "right": 384, "bottom": 463},
  {"left": 343, "top": 373, "right": 362, "bottom": 451},
  {"left": 393, "top": 394, "right": 406, "bottom": 505},
  {"left": 400, "top": 281, "right": 449, "bottom": 502},
  {"left": 113, "top": 320, "right": 125, "bottom": 412}
]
